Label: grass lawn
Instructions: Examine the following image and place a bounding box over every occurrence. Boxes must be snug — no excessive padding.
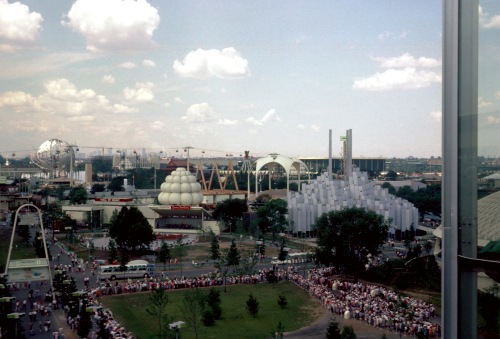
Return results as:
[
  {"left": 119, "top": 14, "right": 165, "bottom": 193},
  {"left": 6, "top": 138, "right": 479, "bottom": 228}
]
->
[
  {"left": 101, "top": 281, "right": 323, "bottom": 339},
  {"left": 0, "top": 228, "right": 40, "bottom": 266}
]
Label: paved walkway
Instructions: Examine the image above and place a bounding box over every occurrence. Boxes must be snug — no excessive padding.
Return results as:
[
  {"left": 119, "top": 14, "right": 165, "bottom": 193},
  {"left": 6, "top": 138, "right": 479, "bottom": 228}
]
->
[
  {"left": 8, "top": 239, "right": 82, "bottom": 339},
  {"left": 285, "top": 310, "right": 409, "bottom": 339}
]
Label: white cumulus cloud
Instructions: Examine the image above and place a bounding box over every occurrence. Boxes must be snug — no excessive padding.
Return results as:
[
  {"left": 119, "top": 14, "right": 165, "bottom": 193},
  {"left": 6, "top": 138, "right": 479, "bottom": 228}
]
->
[
  {"left": 0, "top": 91, "right": 36, "bottom": 108},
  {"left": 373, "top": 53, "right": 441, "bottom": 68},
  {"left": 151, "top": 121, "right": 165, "bottom": 131},
  {"left": 479, "top": 6, "right": 500, "bottom": 29},
  {"left": 173, "top": 47, "right": 250, "bottom": 79},
  {"left": 377, "top": 31, "right": 408, "bottom": 41},
  {"left": 478, "top": 96, "right": 492, "bottom": 108},
  {"left": 486, "top": 115, "right": 500, "bottom": 125},
  {"left": 142, "top": 59, "right": 156, "bottom": 67},
  {"left": 181, "top": 103, "right": 217, "bottom": 122},
  {"left": 430, "top": 111, "right": 442, "bottom": 122},
  {"left": 353, "top": 68, "right": 441, "bottom": 91},
  {"left": 62, "top": 0, "right": 160, "bottom": 52},
  {"left": 123, "top": 82, "right": 155, "bottom": 103},
  {"left": 119, "top": 62, "right": 136, "bottom": 69},
  {"left": 247, "top": 109, "right": 282, "bottom": 126},
  {"left": 354, "top": 53, "right": 441, "bottom": 91},
  {"left": 102, "top": 75, "right": 116, "bottom": 84},
  {"left": 0, "top": 0, "right": 43, "bottom": 44},
  {"left": 218, "top": 118, "right": 238, "bottom": 125}
]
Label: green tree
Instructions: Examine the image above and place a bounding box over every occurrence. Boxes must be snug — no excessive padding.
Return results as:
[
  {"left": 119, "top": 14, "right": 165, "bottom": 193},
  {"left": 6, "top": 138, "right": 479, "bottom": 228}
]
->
[
  {"left": 18, "top": 223, "right": 31, "bottom": 246},
  {"left": 326, "top": 317, "right": 341, "bottom": 339},
  {"left": 277, "top": 294, "right": 288, "bottom": 308},
  {"left": 340, "top": 325, "right": 356, "bottom": 339},
  {"left": 91, "top": 183, "right": 106, "bottom": 194},
  {"left": 180, "top": 288, "right": 206, "bottom": 339},
  {"left": 206, "top": 288, "right": 222, "bottom": 320},
  {"left": 108, "top": 238, "right": 118, "bottom": 263},
  {"left": 33, "top": 231, "right": 50, "bottom": 258},
  {"left": 119, "top": 246, "right": 129, "bottom": 271},
  {"left": 209, "top": 230, "right": 220, "bottom": 261},
  {"left": 246, "top": 293, "right": 259, "bottom": 318},
  {"left": 314, "top": 207, "right": 390, "bottom": 280},
  {"left": 69, "top": 186, "right": 88, "bottom": 205},
  {"left": 129, "top": 221, "right": 156, "bottom": 249},
  {"left": 109, "top": 206, "right": 155, "bottom": 250},
  {"left": 270, "top": 320, "right": 285, "bottom": 339},
  {"left": 172, "top": 237, "right": 186, "bottom": 278},
  {"left": 107, "top": 176, "right": 125, "bottom": 192},
  {"left": 227, "top": 239, "right": 241, "bottom": 267},
  {"left": 146, "top": 288, "right": 169, "bottom": 338},
  {"left": 109, "top": 206, "right": 128, "bottom": 245},
  {"left": 238, "top": 249, "right": 258, "bottom": 275},
  {"left": 381, "top": 182, "right": 396, "bottom": 195},
  {"left": 278, "top": 237, "right": 288, "bottom": 261},
  {"left": 256, "top": 199, "right": 288, "bottom": 241},
  {"left": 212, "top": 198, "right": 248, "bottom": 233},
  {"left": 214, "top": 245, "right": 240, "bottom": 293},
  {"left": 386, "top": 170, "right": 398, "bottom": 180},
  {"left": 77, "top": 298, "right": 92, "bottom": 338},
  {"left": 44, "top": 202, "right": 66, "bottom": 229},
  {"left": 158, "top": 241, "right": 171, "bottom": 270}
]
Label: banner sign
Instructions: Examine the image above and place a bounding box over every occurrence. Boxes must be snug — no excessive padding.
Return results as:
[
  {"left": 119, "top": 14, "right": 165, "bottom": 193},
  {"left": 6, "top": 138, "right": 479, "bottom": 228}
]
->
[
  {"left": 7, "top": 258, "right": 51, "bottom": 283},
  {"left": 95, "top": 197, "right": 133, "bottom": 202},
  {"left": 170, "top": 205, "right": 191, "bottom": 210}
]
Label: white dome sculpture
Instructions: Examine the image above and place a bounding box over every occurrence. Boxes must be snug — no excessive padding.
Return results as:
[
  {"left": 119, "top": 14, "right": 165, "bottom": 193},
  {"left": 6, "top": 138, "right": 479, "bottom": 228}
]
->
[
  {"left": 180, "top": 182, "right": 192, "bottom": 192},
  {"left": 157, "top": 167, "right": 203, "bottom": 206},
  {"left": 171, "top": 183, "right": 181, "bottom": 193},
  {"left": 169, "top": 192, "right": 181, "bottom": 205},
  {"left": 180, "top": 193, "right": 193, "bottom": 205}
]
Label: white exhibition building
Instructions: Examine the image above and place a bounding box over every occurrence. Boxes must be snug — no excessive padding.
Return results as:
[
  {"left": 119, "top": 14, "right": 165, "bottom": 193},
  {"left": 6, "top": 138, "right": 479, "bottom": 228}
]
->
[{"left": 287, "top": 167, "right": 419, "bottom": 237}]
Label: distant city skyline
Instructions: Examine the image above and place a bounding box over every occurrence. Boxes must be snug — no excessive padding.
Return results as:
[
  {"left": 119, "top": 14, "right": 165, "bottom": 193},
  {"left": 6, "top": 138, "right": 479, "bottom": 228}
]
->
[{"left": 0, "top": 1, "right": 499, "bottom": 159}]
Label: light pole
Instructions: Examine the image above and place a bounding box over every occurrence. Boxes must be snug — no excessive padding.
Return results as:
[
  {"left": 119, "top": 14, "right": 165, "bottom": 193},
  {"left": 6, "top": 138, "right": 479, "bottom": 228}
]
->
[
  {"left": 184, "top": 146, "right": 193, "bottom": 173},
  {"left": 154, "top": 150, "right": 163, "bottom": 189},
  {"left": 169, "top": 321, "right": 185, "bottom": 339},
  {"left": 68, "top": 144, "right": 79, "bottom": 187}
]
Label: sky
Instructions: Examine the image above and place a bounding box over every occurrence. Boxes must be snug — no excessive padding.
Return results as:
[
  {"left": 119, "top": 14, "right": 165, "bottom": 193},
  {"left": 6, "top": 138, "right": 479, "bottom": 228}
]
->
[{"left": 0, "top": 0, "right": 498, "bottom": 160}]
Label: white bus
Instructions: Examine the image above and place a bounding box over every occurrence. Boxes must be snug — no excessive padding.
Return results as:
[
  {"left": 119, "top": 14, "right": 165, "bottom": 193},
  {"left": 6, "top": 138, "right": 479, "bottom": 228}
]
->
[{"left": 98, "top": 260, "right": 155, "bottom": 281}]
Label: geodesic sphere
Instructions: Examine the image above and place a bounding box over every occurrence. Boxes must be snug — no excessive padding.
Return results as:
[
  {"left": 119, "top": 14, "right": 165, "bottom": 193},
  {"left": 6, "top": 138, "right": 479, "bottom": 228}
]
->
[{"left": 32, "top": 139, "right": 73, "bottom": 172}]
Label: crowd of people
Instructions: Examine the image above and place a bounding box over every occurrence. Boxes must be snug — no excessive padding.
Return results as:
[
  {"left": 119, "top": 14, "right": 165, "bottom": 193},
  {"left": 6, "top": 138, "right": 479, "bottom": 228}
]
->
[{"left": 289, "top": 266, "right": 441, "bottom": 338}]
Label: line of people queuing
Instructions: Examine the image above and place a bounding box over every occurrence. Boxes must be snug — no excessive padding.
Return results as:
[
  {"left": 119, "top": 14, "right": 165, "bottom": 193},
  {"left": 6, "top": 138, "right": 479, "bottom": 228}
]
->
[{"left": 289, "top": 266, "right": 441, "bottom": 338}]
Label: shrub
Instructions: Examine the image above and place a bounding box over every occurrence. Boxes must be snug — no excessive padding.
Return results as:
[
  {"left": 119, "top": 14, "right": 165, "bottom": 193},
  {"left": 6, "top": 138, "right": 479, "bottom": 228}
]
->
[
  {"left": 325, "top": 317, "right": 341, "bottom": 339},
  {"left": 246, "top": 293, "right": 259, "bottom": 318},
  {"left": 277, "top": 294, "right": 288, "bottom": 308}
]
